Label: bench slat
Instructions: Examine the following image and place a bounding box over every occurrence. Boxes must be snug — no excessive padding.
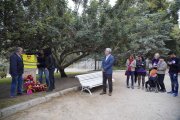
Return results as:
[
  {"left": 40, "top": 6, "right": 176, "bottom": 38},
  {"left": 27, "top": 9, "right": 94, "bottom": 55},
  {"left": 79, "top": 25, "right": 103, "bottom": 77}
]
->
[{"left": 76, "top": 72, "right": 110, "bottom": 94}]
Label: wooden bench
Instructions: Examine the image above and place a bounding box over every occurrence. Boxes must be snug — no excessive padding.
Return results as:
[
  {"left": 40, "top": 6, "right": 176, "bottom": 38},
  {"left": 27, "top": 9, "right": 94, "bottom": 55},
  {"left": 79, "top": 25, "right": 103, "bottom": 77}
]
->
[{"left": 75, "top": 72, "right": 114, "bottom": 95}]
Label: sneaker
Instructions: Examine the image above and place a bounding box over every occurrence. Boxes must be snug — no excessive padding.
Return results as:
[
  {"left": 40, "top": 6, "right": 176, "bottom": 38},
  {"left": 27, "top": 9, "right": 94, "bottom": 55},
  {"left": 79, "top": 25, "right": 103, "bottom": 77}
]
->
[
  {"left": 108, "top": 92, "right": 112, "bottom": 96},
  {"left": 173, "top": 93, "right": 178, "bottom": 97},
  {"left": 127, "top": 86, "right": 130, "bottom": 88},
  {"left": 100, "top": 92, "right": 106, "bottom": 95},
  {"left": 167, "top": 91, "right": 174, "bottom": 94},
  {"left": 17, "top": 93, "right": 23, "bottom": 96}
]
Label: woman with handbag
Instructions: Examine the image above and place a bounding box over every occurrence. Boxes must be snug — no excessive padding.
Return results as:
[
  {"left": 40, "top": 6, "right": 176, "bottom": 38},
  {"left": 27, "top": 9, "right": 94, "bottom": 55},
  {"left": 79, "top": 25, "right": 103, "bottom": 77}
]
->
[{"left": 125, "top": 55, "right": 136, "bottom": 89}]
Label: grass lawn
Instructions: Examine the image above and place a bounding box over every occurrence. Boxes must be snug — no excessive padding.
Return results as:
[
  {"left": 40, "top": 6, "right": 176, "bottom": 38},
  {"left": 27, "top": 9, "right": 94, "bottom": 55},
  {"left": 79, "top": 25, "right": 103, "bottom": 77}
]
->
[
  {"left": 113, "top": 66, "right": 126, "bottom": 70},
  {"left": 0, "top": 72, "right": 85, "bottom": 109},
  {"left": 0, "top": 77, "right": 11, "bottom": 84},
  {"left": 0, "top": 72, "right": 85, "bottom": 85}
]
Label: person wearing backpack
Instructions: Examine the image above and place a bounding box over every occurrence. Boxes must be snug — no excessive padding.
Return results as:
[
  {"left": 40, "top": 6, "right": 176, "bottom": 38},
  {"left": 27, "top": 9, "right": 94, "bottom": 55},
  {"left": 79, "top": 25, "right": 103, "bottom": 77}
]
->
[{"left": 167, "top": 51, "right": 179, "bottom": 97}]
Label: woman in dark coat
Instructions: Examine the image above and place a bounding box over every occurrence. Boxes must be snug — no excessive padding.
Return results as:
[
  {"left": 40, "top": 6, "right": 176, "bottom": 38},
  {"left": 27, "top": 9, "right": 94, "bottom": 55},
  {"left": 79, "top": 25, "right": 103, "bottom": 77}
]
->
[{"left": 136, "top": 55, "right": 146, "bottom": 89}]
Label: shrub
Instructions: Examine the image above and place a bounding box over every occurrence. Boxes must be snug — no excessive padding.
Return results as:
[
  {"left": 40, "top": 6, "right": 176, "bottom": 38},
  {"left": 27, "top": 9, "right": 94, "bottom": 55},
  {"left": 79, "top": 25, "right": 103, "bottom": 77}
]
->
[{"left": 0, "top": 71, "right": 7, "bottom": 78}]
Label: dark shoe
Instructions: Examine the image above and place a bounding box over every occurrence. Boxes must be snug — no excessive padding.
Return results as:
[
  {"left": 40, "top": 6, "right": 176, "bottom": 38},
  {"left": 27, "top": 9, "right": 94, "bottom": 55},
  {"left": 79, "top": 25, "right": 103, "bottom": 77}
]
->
[
  {"left": 160, "top": 89, "right": 166, "bottom": 93},
  {"left": 17, "top": 93, "right": 23, "bottom": 96},
  {"left": 100, "top": 92, "right": 106, "bottom": 95},
  {"left": 173, "top": 93, "right": 178, "bottom": 97},
  {"left": 167, "top": 91, "right": 174, "bottom": 94},
  {"left": 131, "top": 86, "right": 134, "bottom": 89},
  {"left": 108, "top": 92, "right": 112, "bottom": 96},
  {"left": 46, "top": 89, "right": 53, "bottom": 92},
  {"left": 127, "top": 85, "right": 130, "bottom": 88},
  {"left": 163, "top": 89, "right": 166, "bottom": 92}
]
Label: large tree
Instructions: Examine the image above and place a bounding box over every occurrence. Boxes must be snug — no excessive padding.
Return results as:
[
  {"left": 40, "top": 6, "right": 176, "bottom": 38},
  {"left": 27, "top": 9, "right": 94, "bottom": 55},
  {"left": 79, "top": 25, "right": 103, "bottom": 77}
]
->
[
  {"left": 0, "top": 0, "right": 179, "bottom": 77},
  {"left": 0, "top": 0, "right": 114, "bottom": 77}
]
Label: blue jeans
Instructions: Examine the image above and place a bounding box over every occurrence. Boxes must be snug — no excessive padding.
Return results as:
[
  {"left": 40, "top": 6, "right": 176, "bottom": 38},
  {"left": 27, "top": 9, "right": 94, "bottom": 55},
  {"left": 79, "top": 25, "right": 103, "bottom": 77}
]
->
[
  {"left": 10, "top": 75, "right": 23, "bottom": 96},
  {"left": 126, "top": 71, "right": 134, "bottom": 87},
  {"left": 38, "top": 68, "right": 49, "bottom": 86},
  {"left": 48, "top": 68, "right": 55, "bottom": 90},
  {"left": 169, "top": 73, "right": 179, "bottom": 94}
]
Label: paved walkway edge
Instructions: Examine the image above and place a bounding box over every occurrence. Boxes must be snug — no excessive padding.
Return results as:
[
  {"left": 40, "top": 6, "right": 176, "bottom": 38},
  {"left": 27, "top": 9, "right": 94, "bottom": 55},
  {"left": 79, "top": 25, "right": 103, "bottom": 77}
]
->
[{"left": 0, "top": 86, "right": 79, "bottom": 119}]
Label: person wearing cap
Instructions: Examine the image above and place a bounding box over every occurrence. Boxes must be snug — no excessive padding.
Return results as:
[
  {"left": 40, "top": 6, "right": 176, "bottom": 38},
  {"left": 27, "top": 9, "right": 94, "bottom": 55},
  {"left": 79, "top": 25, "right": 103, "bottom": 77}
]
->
[
  {"left": 100, "top": 48, "right": 114, "bottom": 96},
  {"left": 157, "top": 56, "right": 167, "bottom": 92},
  {"left": 167, "top": 51, "right": 179, "bottom": 97}
]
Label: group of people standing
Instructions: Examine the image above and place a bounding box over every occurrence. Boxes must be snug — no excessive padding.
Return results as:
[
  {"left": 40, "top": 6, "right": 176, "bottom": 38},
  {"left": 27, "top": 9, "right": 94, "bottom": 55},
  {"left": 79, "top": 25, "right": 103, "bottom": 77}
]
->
[
  {"left": 9, "top": 47, "right": 179, "bottom": 98},
  {"left": 125, "top": 52, "right": 179, "bottom": 97},
  {"left": 37, "top": 49, "right": 56, "bottom": 92},
  {"left": 9, "top": 47, "right": 56, "bottom": 97}
]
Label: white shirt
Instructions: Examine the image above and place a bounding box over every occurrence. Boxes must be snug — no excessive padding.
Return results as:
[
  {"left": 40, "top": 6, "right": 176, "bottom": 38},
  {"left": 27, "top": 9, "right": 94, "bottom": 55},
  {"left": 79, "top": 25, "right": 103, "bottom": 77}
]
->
[{"left": 105, "top": 54, "right": 111, "bottom": 61}]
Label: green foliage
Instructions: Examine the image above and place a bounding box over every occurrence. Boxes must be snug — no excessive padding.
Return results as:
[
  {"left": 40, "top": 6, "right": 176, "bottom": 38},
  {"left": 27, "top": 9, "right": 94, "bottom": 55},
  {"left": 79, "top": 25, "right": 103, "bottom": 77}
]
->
[
  {"left": 0, "top": 0, "right": 179, "bottom": 76},
  {"left": 0, "top": 71, "right": 7, "bottom": 78},
  {"left": 169, "top": 25, "right": 180, "bottom": 54}
]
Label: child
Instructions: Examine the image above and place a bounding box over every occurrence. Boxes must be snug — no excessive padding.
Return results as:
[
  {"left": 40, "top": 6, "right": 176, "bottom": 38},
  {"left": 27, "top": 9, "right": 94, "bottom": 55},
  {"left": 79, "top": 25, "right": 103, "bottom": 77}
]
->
[
  {"left": 149, "top": 67, "right": 157, "bottom": 80},
  {"left": 145, "top": 66, "right": 158, "bottom": 91}
]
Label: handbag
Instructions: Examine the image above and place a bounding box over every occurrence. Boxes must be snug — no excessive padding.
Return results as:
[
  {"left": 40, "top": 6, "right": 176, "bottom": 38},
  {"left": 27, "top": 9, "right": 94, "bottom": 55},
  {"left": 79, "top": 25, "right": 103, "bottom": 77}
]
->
[{"left": 125, "top": 70, "right": 129, "bottom": 76}]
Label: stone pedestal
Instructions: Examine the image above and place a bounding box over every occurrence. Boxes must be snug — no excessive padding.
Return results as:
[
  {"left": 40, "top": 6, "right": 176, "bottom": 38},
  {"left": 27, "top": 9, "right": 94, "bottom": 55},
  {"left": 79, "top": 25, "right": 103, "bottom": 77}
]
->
[{"left": 23, "top": 68, "right": 37, "bottom": 82}]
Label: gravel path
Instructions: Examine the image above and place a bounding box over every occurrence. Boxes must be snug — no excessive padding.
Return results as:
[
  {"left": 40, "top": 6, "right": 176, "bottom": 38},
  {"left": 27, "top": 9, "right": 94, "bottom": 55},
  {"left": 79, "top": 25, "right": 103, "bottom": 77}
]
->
[{"left": 3, "top": 71, "right": 180, "bottom": 120}]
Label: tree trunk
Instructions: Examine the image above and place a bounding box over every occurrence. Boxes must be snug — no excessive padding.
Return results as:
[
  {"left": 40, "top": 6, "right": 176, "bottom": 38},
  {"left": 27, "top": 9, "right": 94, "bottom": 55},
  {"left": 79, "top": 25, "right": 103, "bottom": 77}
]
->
[
  {"left": 59, "top": 68, "right": 67, "bottom": 78},
  {"left": 94, "top": 55, "right": 97, "bottom": 70}
]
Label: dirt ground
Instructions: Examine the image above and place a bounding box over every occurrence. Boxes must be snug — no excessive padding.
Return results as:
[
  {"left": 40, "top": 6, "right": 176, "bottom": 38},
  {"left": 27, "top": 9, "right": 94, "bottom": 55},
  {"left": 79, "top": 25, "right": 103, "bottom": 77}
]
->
[{"left": 3, "top": 71, "right": 180, "bottom": 120}]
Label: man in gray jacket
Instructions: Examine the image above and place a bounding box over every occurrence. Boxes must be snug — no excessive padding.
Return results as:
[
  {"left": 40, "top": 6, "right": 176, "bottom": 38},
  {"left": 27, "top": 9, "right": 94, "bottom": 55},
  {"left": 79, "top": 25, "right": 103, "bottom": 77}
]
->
[{"left": 157, "top": 56, "right": 167, "bottom": 92}]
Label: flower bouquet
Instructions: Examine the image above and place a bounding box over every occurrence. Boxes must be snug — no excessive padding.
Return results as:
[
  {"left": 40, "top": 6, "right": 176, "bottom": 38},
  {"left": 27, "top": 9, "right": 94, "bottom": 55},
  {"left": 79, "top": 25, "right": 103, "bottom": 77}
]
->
[
  {"left": 32, "top": 83, "right": 47, "bottom": 92},
  {"left": 24, "top": 75, "right": 48, "bottom": 94},
  {"left": 24, "top": 75, "right": 35, "bottom": 95}
]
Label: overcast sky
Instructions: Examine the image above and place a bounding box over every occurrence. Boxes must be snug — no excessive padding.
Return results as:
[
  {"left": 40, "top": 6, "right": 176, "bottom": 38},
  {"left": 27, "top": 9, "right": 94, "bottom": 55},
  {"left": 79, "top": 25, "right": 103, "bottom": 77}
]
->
[{"left": 67, "top": 0, "right": 117, "bottom": 13}]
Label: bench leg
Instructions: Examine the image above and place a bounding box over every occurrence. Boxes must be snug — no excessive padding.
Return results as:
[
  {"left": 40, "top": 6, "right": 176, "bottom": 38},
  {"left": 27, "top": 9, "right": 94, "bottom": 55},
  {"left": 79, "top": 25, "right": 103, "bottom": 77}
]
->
[
  {"left": 84, "top": 87, "right": 92, "bottom": 95},
  {"left": 80, "top": 87, "right": 84, "bottom": 94},
  {"left": 81, "top": 87, "right": 92, "bottom": 95}
]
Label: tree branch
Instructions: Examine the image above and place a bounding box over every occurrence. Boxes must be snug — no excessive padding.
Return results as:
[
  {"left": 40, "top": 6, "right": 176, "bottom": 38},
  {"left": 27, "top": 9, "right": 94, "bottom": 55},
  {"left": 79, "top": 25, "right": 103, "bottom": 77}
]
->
[{"left": 63, "top": 52, "right": 89, "bottom": 68}]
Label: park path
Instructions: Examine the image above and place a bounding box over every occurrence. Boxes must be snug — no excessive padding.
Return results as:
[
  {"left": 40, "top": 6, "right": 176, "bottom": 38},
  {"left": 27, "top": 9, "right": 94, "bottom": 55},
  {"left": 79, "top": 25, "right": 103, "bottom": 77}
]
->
[{"left": 3, "top": 71, "right": 180, "bottom": 120}]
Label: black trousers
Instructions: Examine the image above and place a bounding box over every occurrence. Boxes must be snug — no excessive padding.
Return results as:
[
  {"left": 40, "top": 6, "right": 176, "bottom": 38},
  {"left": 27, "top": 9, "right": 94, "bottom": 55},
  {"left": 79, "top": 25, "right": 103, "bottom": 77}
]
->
[
  {"left": 157, "top": 74, "right": 166, "bottom": 90},
  {"left": 103, "top": 72, "right": 113, "bottom": 93},
  {"left": 48, "top": 68, "right": 55, "bottom": 90}
]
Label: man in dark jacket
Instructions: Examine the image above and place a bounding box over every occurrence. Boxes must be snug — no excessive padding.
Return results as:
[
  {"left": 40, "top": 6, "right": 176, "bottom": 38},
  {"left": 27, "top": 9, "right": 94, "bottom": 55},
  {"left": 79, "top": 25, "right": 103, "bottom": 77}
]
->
[
  {"left": 37, "top": 50, "right": 49, "bottom": 86},
  {"left": 45, "top": 48, "right": 55, "bottom": 92},
  {"left": 9, "top": 47, "right": 24, "bottom": 97},
  {"left": 167, "top": 51, "right": 179, "bottom": 97}
]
